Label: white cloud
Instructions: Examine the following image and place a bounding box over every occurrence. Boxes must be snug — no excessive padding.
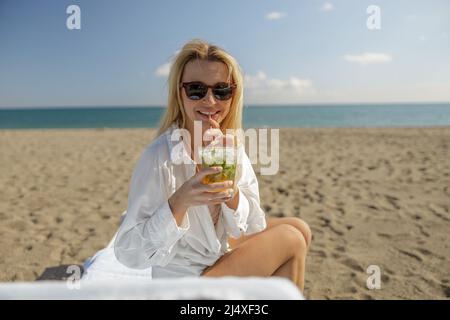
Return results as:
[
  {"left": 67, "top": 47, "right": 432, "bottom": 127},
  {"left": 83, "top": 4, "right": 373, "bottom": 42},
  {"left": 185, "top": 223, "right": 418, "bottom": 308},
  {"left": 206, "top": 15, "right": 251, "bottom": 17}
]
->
[
  {"left": 154, "top": 62, "right": 172, "bottom": 77},
  {"left": 154, "top": 50, "right": 180, "bottom": 78},
  {"left": 321, "top": 2, "right": 334, "bottom": 12},
  {"left": 244, "top": 71, "right": 315, "bottom": 104},
  {"left": 244, "top": 71, "right": 268, "bottom": 89},
  {"left": 344, "top": 52, "right": 392, "bottom": 65},
  {"left": 265, "top": 12, "right": 286, "bottom": 20},
  {"left": 245, "top": 71, "right": 312, "bottom": 91}
]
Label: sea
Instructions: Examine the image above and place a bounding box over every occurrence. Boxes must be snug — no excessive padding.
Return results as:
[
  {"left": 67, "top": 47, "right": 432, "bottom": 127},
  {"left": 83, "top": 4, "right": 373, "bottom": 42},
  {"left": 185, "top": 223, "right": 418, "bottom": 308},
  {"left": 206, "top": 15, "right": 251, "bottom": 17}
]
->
[{"left": 1, "top": 103, "right": 450, "bottom": 129}]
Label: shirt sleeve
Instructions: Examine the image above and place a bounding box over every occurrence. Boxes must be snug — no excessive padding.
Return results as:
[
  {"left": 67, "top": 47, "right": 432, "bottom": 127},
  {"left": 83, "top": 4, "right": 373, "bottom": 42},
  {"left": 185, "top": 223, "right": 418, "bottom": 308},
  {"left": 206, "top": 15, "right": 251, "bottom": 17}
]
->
[
  {"left": 114, "top": 143, "right": 190, "bottom": 269},
  {"left": 221, "top": 145, "right": 267, "bottom": 239}
]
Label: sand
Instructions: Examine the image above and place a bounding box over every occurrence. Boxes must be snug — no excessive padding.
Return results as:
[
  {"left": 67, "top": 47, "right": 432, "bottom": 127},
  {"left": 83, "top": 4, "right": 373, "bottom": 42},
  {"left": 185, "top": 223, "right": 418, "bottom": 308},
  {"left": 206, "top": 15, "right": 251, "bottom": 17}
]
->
[{"left": 1, "top": 127, "right": 449, "bottom": 299}]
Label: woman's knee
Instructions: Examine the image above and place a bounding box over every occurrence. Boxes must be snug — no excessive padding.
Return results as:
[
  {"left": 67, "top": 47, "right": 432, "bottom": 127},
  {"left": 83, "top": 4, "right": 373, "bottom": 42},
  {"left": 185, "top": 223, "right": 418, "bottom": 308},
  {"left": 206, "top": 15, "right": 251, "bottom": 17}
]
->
[
  {"left": 278, "top": 217, "right": 312, "bottom": 248},
  {"left": 273, "top": 224, "right": 307, "bottom": 256}
]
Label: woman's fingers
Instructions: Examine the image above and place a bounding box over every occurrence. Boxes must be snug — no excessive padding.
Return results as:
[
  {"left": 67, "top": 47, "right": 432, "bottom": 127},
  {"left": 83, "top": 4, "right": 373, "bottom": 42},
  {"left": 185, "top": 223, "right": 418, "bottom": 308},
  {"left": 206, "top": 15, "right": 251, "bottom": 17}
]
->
[
  {"left": 200, "top": 180, "right": 233, "bottom": 192},
  {"left": 208, "top": 197, "right": 233, "bottom": 205},
  {"left": 206, "top": 189, "right": 234, "bottom": 200},
  {"left": 208, "top": 116, "right": 220, "bottom": 129},
  {"left": 207, "top": 194, "right": 233, "bottom": 204},
  {"left": 194, "top": 166, "right": 222, "bottom": 182}
]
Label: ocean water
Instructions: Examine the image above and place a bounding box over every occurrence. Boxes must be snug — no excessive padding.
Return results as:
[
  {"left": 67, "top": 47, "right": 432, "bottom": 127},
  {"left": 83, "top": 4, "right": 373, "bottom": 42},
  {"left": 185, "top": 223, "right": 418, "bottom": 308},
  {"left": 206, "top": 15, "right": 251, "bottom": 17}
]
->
[{"left": 1, "top": 104, "right": 450, "bottom": 129}]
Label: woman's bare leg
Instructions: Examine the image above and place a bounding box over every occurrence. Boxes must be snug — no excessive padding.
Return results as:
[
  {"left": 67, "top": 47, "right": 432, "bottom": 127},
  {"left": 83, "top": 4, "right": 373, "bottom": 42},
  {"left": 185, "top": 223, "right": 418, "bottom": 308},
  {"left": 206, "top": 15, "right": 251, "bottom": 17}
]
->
[
  {"left": 272, "top": 257, "right": 298, "bottom": 285},
  {"left": 229, "top": 216, "right": 312, "bottom": 250},
  {"left": 227, "top": 217, "right": 311, "bottom": 291},
  {"left": 270, "top": 237, "right": 306, "bottom": 291},
  {"left": 202, "top": 224, "right": 307, "bottom": 291}
]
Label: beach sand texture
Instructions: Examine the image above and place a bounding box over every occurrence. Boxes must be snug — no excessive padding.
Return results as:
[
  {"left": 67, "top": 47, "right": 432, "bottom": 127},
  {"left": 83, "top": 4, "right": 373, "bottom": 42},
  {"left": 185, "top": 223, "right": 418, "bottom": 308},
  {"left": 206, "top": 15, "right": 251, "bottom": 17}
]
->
[{"left": 1, "top": 127, "right": 449, "bottom": 299}]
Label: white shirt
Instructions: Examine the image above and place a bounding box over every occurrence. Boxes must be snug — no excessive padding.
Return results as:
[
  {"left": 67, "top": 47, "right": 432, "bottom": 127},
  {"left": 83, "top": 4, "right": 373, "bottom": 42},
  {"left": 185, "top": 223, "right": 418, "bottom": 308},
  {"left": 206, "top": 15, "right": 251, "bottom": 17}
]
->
[{"left": 113, "top": 123, "right": 267, "bottom": 278}]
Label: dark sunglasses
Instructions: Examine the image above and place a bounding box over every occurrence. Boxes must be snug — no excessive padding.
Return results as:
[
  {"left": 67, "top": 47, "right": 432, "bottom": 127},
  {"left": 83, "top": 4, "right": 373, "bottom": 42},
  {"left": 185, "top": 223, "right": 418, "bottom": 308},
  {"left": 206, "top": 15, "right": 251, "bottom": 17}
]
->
[{"left": 180, "top": 81, "right": 236, "bottom": 101}]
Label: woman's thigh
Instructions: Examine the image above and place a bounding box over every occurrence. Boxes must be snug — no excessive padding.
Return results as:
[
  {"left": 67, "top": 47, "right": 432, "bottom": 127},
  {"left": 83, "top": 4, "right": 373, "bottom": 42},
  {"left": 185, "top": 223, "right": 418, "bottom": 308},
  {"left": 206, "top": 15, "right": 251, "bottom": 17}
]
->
[
  {"left": 202, "top": 224, "right": 305, "bottom": 277},
  {"left": 228, "top": 216, "right": 312, "bottom": 249}
]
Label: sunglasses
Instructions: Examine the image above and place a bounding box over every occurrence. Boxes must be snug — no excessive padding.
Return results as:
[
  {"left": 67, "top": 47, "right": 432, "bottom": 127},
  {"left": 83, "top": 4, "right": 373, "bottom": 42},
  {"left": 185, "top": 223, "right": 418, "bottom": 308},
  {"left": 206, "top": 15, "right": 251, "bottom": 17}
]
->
[{"left": 180, "top": 81, "right": 236, "bottom": 101}]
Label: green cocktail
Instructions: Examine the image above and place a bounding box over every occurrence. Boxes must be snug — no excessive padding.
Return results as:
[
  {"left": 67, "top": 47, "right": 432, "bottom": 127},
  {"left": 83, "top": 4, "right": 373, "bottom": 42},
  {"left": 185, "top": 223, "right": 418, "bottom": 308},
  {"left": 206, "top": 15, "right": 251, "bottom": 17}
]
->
[{"left": 201, "top": 146, "right": 237, "bottom": 190}]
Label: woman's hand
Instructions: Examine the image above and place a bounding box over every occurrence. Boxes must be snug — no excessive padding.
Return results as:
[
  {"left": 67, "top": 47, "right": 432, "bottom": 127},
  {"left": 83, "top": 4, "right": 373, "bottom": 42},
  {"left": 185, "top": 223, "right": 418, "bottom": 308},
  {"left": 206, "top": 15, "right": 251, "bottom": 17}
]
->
[{"left": 168, "top": 166, "right": 234, "bottom": 226}]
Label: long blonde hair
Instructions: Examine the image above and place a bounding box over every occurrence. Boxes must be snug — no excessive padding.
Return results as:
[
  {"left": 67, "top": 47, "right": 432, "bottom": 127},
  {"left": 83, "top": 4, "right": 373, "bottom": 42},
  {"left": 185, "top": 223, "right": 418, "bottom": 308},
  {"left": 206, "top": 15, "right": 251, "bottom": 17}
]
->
[{"left": 156, "top": 39, "right": 244, "bottom": 138}]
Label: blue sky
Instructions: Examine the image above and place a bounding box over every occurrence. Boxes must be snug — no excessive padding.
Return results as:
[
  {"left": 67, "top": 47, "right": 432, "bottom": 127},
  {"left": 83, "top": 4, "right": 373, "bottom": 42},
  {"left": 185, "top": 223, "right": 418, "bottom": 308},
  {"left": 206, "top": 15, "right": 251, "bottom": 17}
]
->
[{"left": 0, "top": 0, "right": 449, "bottom": 108}]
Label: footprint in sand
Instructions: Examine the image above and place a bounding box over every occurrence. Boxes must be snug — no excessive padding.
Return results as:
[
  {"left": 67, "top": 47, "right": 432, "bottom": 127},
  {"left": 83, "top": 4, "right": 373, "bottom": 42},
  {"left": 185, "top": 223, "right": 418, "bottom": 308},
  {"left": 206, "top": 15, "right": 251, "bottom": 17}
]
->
[
  {"left": 396, "top": 248, "right": 423, "bottom": 262},
  {"left": 318, "top": 217, "right": 330, "bottom": 226},
  {"left": 415, "top": 248, "right": 432, "bottom": 256},
  {"left": 276, "top": 187, "right": 289, "bottom": 196},
  {"left": 331, "top": 252, "right": 340, "bottom": 259},
  {"left": 310, "top": 249, "right": 327, "bottom": 258},
  {"left": 314, "top": 190, "right": 324, "bottom": 203},
  {"left": 384, "top": 195, "right": 401, "bottom": 210},
  {"left": 273, "top": 212, "right": 285, "bottom": 218},
  {"left": 366, "top": 204, "right": 379, "bottom": 211},
  {"left": 415, "top": 247, "right": 445, "bottom": 260},
  {"left": 377, "top": 232, "right": 392, "bottom": 239},
  {"left": 442, "top": 285, "right": 450, "bottom": 298},
  {"left": 347, "top": 286, "right": 358, "bottom": 294},
  {"left": 417, "top": 224, "right": 430, "bottom": 237},
  {"left": 444, "top": 186, "right": 450, "bottom": 197},
  {"left": 340, "top": 257, "right": 365, "bottom": 273},
  {"left": 428, "top": 203, "right": 450, "bottom": 222}
]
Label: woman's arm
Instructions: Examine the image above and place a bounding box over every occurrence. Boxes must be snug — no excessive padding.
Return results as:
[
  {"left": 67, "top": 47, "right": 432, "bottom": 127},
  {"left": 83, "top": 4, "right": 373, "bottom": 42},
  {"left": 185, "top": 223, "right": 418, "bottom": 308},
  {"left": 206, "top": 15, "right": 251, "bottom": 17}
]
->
[
  {"left": 114, "top": 144, "right": 190, "bottom": 270},
  {"left": 114, "top": 142, "right": 234, "bottom": 269},
  {"left": 168, "top": 197, "right": 189, "bottom": 227}
]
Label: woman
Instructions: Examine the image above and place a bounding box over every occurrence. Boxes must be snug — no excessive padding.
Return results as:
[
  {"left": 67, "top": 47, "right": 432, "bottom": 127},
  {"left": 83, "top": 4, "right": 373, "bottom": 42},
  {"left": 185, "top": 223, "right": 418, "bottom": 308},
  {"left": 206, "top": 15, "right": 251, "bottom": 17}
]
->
[{"left": 112, "top": 39, "right": 312, "bottom": 291}]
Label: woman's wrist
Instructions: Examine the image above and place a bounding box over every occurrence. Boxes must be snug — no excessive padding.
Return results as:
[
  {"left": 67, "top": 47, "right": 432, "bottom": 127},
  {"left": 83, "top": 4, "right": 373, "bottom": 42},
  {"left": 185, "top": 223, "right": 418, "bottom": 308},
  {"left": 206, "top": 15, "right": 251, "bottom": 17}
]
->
[{"left": 224, "top": 186, "right": 239, "bottom": 210}]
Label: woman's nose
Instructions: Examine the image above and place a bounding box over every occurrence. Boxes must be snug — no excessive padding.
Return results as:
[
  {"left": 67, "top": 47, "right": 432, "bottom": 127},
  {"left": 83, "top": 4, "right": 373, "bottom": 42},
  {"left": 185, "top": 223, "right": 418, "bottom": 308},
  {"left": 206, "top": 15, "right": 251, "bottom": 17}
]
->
[{"left": 203, "top": 88, "right": 217, "bottom": 104}]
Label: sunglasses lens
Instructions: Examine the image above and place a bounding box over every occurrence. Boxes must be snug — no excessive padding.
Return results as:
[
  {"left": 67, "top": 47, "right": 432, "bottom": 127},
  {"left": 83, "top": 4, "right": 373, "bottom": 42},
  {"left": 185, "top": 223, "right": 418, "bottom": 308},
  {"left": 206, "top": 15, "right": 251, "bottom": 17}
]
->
[
  {"left": 213, "top": 84, "right": 233, "bottom": 100},
  {"left": 185, "top": 83, "right": 207, "bottom": 100}
]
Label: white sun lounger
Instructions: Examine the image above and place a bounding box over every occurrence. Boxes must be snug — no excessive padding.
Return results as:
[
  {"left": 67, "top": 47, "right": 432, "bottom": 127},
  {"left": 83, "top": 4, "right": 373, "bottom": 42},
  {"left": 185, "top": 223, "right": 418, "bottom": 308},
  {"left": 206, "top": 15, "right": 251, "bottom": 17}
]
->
[{"left": 0, "top": 277, "right": 304, "bottom": 300}]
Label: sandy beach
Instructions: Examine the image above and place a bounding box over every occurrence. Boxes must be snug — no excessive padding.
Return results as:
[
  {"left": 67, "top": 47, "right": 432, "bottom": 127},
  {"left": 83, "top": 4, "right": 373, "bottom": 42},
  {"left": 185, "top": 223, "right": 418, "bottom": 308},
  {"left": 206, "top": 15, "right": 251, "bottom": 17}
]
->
[{"left": 1, "top": 127, "right": 449, "bottom": 299}]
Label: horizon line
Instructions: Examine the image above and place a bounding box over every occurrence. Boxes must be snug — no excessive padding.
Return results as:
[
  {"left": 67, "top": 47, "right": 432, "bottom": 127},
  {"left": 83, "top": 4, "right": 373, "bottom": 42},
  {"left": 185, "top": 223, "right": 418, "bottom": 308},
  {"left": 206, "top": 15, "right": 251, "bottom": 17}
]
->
[{"left": 1, "top": 101, "right": 450, "bottom": 110}]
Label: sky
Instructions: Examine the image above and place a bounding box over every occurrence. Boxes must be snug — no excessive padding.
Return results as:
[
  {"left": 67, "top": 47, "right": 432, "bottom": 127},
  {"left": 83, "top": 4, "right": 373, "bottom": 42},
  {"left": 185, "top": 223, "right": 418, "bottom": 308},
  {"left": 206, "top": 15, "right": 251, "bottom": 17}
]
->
[{"left": 0, "top": 0, "right": 449, "bottom": 108}]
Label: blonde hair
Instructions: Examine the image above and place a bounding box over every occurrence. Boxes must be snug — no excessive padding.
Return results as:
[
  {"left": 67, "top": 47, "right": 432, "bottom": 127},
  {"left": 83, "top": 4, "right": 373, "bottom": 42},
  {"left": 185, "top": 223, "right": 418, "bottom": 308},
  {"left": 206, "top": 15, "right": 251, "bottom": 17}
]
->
[{"left": 156, "top": 39, "right": 244, "bottom": 138}]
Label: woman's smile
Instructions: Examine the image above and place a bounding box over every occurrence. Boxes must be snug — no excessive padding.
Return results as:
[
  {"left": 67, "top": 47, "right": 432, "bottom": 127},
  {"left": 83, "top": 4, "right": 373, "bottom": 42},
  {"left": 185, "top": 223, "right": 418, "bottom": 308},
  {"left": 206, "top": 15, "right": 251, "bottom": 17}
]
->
[{"left": 196, "top": 109, "right": 221, "bottom": 121}]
